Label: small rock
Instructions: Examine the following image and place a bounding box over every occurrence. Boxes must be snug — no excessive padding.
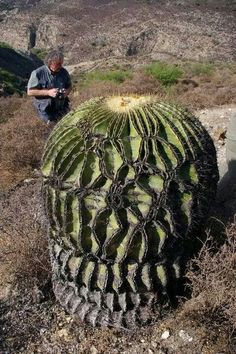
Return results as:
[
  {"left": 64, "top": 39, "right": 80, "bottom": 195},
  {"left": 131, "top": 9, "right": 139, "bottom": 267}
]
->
[
  {"left": 57, "top": 328, "right": 70, "bottom": 341},
  {"left": 151, "top": 341, "right": 157, "bottom": 348},
  {"left": 32, "top": 285, "right": 45, "bottom": 303},
  {"left": 24, "top": 178, "right": 34, "bottom": 184},
  {"left": 140, "top": 339, "right": 145, "bottom": 343},
  {"left": 90, "top": 346, "right": 98, "bottom": 354},
  {"left": 148, "top": 350, "right": 154, "bottom": 354},
  {"left": 40, "top": 328, "right": 46, "bottom": 335},
  {"left": 213, "top": 126, "right": 226, "bottom": 141},
  {"left": 161, "top": 330, "right": 170, "bottom": 340},
  {"left": 32, "top": 169, "right": 42, "bottom": 177},
  {"left": 178, "top": 330, "right": 193, "bottom": 342},
  {"left": 0, "top": 284, "right": 11, "bottom": 301}
]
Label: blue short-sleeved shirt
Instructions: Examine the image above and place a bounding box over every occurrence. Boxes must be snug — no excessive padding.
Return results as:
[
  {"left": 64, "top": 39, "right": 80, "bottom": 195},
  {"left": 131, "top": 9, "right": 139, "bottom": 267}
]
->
[
  {"left": 27, "top": 64, "right": 71, "bottom": 93},
  {"left": 28, "top": 65, "right": 71, "bottom": 121}
]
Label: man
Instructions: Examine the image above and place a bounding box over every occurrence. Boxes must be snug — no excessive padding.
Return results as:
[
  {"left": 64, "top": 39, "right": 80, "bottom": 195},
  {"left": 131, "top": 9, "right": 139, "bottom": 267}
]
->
[{"left": 27, "top": 49, "right": 72, "bottom": 124}]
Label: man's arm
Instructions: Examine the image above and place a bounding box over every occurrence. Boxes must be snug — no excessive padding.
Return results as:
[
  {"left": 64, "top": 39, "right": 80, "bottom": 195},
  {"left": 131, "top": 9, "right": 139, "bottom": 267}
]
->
[
  {"left": 27, "top": 88, "right": 58, "bottom": 98},
  {"left": 27, "top": 69, "right": 58, "bottom": 98}
]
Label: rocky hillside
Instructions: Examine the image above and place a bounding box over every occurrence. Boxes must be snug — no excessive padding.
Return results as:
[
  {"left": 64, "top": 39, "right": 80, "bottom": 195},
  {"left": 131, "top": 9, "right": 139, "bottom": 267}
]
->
[{"left": 0, "top": 0, "right": 235, "bottom": 64}]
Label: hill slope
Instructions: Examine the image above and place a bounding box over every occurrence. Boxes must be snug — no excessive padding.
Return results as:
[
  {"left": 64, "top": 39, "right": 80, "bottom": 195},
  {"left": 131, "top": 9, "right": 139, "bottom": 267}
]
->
[
  {"left": 0, "top": 46, "right": 42, "bottom": 95},
  {"left": 0, "top": 0, "right": 235, "bottom": 64}
]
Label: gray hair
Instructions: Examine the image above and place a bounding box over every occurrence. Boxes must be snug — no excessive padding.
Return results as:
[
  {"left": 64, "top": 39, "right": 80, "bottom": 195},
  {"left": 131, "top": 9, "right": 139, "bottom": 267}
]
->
[{"left": 44, "top": 49, "right": 64, "bottom": 65}]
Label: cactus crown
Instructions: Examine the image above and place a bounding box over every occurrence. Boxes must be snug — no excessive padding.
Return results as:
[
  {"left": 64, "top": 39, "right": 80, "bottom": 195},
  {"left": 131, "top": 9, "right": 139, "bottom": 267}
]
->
[{"left": 42, "top": 95, "right": 218, "bottom": 327}]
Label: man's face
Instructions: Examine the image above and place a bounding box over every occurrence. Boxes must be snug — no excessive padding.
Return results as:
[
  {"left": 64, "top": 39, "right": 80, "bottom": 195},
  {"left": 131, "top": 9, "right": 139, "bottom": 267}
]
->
[{"left": 49, "top": 60, "right": 63, "bottom": 73}]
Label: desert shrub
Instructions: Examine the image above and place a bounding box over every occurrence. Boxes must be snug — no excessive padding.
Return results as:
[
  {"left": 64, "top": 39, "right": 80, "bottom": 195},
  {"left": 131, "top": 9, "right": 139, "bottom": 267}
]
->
[
  {"left": 144, "top": 61, "right": 183, "bottom": 86},
  {"left": 0, "top": 68, "right": 24, "bottom": 95},
  {"left": 0, "top": 95, "right": 23, "bottom": 123},
  {"left": 72, "top": 71, "right": 165, "bottom": 108},
  {"left": 120, "top": 71, "right": 163, "bottom": 95},
  {"left": 0, "top": 41, "right": 12, "bottom": 49},
  {"left": 187, "top": 62, "right": 215, "bottom": 76},
  {"left": 0, "top": 181, "right": 51, "bottom": 289},
  {"left": 0, "top": 98, "right": 48, "bottom": 190},
  {"left": 31, "top": 47, "right": 49, "bottom": 60},
  {"left": 185, "top": 221, "right": 236, "bottom": 337},
  {"left": 80, "top": 69, "right": 132, "bottom": 86}
]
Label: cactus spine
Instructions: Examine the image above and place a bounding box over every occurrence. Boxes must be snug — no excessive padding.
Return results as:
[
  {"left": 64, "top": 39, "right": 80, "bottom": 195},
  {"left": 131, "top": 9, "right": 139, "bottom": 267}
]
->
[{"left": 42, "top": 96, "right": 219, "bottom": 327}]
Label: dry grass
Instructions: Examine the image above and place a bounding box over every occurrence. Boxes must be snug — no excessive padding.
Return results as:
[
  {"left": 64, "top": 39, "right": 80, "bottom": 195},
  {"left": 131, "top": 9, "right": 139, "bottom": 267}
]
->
[
  {"left": 183, "top": 221, "right": 236, "bottom": 341},
  {"left": 0, "top": 181, "right": 51, "bottom": 289},
  {"left": 0, "top": 97, "right": 49, "bottom": 190},
  {"left": 0, "top": 94, "right": 23, "bottom": 123},
  {"left": 72, "top": 64, "right": 236, "bottom": 110},
  {"left": 72, "top": 71, "right": 167, "bottom": 109}
]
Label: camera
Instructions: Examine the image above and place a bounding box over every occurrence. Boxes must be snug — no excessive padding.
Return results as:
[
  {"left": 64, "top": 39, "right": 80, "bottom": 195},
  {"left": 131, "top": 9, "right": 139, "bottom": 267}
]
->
[{"left": 57, "top": 88, "right": 65, "bottom": 99}]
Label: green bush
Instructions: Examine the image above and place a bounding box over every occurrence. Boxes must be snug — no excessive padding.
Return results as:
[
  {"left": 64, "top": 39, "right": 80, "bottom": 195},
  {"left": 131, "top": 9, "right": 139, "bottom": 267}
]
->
[
  {"left": 145, "top": 61, "right": 183, "bottom": 86},
  {"left": 0, "top": 68, "right": 24, "bottom": 95},
  {"left": 0, "top": 42, "right": 12, "bottom": 49},
  {"left": 81, "top": 69, "right": 132, "bottom": 86},
  {"left": 31, "top": 48, "right": 48, "bottom": 60}
]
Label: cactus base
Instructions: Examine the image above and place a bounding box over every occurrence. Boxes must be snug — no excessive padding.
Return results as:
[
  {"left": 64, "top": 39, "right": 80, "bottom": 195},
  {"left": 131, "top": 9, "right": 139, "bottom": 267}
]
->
[{"left": 50, "top": 239, "right": 178, "bottom": 327}]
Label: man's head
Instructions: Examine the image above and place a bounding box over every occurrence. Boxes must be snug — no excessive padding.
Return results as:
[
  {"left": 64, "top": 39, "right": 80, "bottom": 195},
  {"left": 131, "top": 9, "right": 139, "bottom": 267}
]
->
[{"left": 45, "top": 49, "right": 64, "bottom": 73}]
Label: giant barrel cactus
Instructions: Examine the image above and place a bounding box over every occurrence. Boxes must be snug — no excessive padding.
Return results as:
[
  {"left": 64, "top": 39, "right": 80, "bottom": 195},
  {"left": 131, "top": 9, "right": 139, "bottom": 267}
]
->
[{"left": 42, "top": 96, "right": 219, "bottom": 327}]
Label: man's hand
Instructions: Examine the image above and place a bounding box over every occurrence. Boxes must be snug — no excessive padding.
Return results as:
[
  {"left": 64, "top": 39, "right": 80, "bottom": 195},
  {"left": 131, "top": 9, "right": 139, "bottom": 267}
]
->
[
  {"left": 27, "top": 87, "right": 72, "bottom": 98},
  {"left": 47, "top": 88, "right": 58, "bottom": 98}
]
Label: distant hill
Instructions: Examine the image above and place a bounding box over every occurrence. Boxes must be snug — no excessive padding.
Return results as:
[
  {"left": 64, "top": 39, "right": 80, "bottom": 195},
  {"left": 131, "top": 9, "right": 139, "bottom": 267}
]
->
[
  {"left": 0, "top": 0, "right": 235, "bottom": 65},
  {"left": 0, "top": 45, "right": 42, "bottom": 95}
]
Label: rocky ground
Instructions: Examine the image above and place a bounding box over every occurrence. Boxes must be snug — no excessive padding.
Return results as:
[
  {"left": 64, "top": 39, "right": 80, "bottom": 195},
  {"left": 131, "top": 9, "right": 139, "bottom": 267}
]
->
[
  {"left": 197, "top": 106, "right": 234, "bottom": 175},
  {"left": 0, "top": 105, "right": 235, "bottom": 354}
]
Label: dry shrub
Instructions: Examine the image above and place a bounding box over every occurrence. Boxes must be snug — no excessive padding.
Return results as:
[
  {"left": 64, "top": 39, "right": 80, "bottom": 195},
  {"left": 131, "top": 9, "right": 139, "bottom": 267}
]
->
[
  {"left": 72, "top": 81, "right": 119, "bottom": 106},
  {"left": 175, "top": 67, "right": 236, "bottom": 109},
  {"left": 120, "top": 71, "right": 163, "bottom": 96},
  {"left": 72, "top": 71, "right": 164, "bottom": 107},
  {"left": 184, "top": 221, "right": 236, "bottom": 338},
  {"left": 0, "top": 97, "right": 48, "bottom": 190},
  {"left": 178, "top": 84, "right": 236, "bottom": 110},
  {"left": 0, "top": 180, "right": 51, "bottom": 290},
  {"left": 0, "top": 94, "right": 23, "bottom": 123}
]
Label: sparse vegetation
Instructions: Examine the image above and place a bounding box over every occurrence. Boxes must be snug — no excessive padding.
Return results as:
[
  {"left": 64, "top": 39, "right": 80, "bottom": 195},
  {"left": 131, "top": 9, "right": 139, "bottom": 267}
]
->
[
  {"left": 30, "top": 47, "right": 48, "bottom": 60},
  {"left": 0, "top": 98, "right": 48, "bottom": 190},
  {"left": 144, "top": 61, "right": 183, "bottom": 86},
  {"left": 0, "top": 68, "right": 24, "bottom": 95},
  {"left": 0, "top": 41, "right": 12, "bottom": 49},
  {"left": 0, "top": 182, "right": 51, "bottom": 289},
  {"left": 0, "top": 2, "right": 13, "bottom": 11},
  {"left": 187, "top": 62, "right": 215, "bottom": 76},
  {"left": 80, "top": 69, "right": 132, "bottom": 86},
  {"left": 184, "top": 223, "right": 236, "bottom": 339}
]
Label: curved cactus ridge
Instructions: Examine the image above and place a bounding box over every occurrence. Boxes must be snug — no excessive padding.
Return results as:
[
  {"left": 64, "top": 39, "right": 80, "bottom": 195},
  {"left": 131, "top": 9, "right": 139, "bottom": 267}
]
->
[{"left": 42, "top": 95, "right": 219, "bottom": 328}]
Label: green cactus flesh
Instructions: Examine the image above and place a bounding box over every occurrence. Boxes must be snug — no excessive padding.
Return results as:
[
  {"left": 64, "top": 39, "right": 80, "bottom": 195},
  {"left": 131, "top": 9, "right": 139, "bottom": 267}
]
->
[{"left": 42, "top": 96, "right": 219, "bottom": 327}]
